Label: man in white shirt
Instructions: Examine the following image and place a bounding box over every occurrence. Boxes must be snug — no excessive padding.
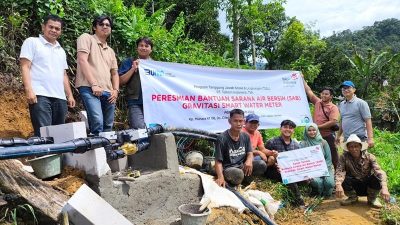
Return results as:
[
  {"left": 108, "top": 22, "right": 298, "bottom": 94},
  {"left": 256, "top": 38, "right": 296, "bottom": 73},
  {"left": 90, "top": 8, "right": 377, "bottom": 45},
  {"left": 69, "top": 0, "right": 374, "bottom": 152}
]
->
[{"left": 20, "top": 14, "right": 75, "bottom": 136}]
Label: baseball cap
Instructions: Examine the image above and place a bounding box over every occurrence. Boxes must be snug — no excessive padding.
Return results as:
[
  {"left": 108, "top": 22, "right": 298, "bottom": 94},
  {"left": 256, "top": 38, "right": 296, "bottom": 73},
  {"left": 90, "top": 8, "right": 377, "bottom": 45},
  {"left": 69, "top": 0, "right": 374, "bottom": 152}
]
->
[
  {"left": 246, "top": 113, "right": 259, "bottom": 122},
  {"left": 340, "top": 81, "right": 355, "bottom": 88}
]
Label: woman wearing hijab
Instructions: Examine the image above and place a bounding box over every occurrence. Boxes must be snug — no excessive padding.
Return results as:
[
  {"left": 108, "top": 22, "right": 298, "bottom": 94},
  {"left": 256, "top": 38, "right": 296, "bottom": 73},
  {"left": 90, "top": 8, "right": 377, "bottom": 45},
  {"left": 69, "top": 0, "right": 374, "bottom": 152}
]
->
[{"left": 300, "top": 123, "right": 335, "bottom": 198}]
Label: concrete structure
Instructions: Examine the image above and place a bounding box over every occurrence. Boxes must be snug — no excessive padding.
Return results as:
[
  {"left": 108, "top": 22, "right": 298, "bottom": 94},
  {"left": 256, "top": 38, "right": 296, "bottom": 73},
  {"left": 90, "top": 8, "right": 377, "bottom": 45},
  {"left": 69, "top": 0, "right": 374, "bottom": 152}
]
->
[
  {"left": 40, "top": 122, "right": 110, "bottom": 177},
  {"left": 98, "top": 170, "right": 202, "bottom": 225},
  {"left": 40, "top": 122, "right": 87, "bottom": 143},
  {"left": 63, "top": 184, "right": 133, "bottom": 225},
  {"left": 128, "top": 133, "right": 179, "bottom": 174},
  {"left": 108, "top": 156, "right": 128, "bottom": 172}
]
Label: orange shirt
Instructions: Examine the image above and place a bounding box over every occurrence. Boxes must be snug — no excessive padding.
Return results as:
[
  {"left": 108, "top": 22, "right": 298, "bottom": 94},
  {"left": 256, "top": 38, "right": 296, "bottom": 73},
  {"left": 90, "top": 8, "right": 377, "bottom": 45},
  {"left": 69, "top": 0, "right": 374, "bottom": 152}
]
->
[
  {"left": 241, "top": 128, "right": 264, "bottom": 150},
  {"left": 310, "top": 95, "right": 340, "bottom": 137}
]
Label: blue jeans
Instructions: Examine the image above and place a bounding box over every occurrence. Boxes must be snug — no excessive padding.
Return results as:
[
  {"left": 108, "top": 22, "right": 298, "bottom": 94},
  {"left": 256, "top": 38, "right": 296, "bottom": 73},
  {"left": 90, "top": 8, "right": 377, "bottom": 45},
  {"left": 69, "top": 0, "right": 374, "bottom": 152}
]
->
[
  {"left": 128, "top": 104, "right": 146, "bottom": 129},
  {"left": 78, "top": 87, "right": 115, "bottom": 135},
  {"left": 29, "top": 95, "right": 67, "bottom": 137}
]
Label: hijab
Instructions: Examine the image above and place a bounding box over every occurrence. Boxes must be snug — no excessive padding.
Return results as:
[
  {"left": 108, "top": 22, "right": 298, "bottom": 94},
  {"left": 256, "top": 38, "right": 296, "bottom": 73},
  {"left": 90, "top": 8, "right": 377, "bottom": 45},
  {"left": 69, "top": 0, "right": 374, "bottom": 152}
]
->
[{"left": 302, "top": 123, "right": 323, "bottom": 147}]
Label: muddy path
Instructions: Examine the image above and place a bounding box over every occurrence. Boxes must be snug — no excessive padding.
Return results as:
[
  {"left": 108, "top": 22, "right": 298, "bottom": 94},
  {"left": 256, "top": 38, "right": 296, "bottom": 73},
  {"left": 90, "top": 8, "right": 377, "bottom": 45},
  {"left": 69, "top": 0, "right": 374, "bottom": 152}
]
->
[
  {"left": 315, "top": 197, "right": 380, "bottom": 225},
  {"left": 205, "top": 197, "right": 381, "bottom": 225}
]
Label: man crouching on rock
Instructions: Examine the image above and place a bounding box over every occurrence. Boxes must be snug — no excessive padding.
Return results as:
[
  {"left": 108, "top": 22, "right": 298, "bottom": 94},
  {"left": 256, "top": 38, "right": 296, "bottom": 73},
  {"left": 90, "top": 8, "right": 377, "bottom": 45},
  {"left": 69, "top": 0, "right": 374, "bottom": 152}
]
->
[
  {"left": 335, "top": 134, "right": 390, "bottom": 208},
  {"left": 214, "top": 109, "right": 267, "bottom": 187}
]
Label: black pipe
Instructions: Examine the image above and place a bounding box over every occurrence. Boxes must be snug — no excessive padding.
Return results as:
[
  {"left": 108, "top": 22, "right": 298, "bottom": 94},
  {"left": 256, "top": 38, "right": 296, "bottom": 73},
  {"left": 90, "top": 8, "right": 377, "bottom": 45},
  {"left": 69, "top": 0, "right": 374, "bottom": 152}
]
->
[
  {"left": 164, "top": 127, "right": 218, "bottom": 138},
  {"left": 171, "top": 132, "right": 216, "bottom": 142},
  {"left": 0, "top": 137, "right": 54, "bottom": 147},
  {"left": 226, "top": 185, "right": 278, "bottom": 225},
  {"left": 115, "top": 124, "right": 164, "bottom": 143},
  {"left": 0, "top": 137, "right": 110, "bottom": 160}
]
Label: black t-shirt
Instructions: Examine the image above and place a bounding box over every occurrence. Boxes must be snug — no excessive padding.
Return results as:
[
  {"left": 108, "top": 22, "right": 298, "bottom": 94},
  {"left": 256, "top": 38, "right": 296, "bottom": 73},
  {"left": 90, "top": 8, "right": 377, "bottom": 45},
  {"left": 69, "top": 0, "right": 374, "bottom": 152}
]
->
[{"left": 214, "top": 130, "right": 252, "bottom": 169}]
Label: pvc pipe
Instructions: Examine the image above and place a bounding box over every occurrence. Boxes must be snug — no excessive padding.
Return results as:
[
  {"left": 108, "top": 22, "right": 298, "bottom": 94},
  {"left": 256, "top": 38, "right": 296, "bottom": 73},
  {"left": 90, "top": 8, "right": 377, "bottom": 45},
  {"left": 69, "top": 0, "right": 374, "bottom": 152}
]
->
[
  {"left": 0, "top": 137, "right": 53, "bottom": 147},
  {"left": 0, "top": 137, "right": 110, "bottom": 160},
  {"left": 226, "top": 186, "right": 278, "bottom": 225}
]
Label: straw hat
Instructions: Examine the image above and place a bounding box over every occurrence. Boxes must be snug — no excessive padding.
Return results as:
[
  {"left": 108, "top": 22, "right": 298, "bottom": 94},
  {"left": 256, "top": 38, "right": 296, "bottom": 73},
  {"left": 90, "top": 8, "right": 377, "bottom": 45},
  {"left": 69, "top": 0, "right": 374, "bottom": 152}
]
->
[{"left": 342, "top": 134, "right": 368, "bottom": 151}]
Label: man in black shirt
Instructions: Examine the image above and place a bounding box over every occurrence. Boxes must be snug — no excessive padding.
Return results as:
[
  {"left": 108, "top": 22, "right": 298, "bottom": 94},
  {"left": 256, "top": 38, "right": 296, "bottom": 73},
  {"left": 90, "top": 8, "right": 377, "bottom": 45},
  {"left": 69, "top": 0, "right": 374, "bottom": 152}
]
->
[{"left": 214, "top": 109, "right": 267, "bottom": 187}]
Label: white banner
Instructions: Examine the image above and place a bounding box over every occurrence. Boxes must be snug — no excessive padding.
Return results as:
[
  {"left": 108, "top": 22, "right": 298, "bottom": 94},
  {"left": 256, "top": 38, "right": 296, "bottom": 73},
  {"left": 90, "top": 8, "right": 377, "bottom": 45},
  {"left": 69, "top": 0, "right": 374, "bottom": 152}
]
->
[
  {"left": 277, "top": 145, "right": 329, "bottom": 184},
  {"left": 139, "top": 60, "right": 312, "bottom": 132}
]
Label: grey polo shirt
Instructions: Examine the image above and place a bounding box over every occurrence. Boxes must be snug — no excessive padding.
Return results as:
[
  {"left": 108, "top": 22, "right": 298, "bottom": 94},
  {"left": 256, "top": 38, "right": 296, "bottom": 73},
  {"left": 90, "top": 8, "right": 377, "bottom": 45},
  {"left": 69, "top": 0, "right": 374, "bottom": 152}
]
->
[{"left": 339, "top": 96, "right": 371, "bottom": 140}]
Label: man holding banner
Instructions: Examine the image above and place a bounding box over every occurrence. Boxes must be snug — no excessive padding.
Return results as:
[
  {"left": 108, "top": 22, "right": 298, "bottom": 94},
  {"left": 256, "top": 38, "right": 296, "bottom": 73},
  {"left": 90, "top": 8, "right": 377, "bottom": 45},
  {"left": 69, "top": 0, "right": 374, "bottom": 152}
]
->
[
  {"left": 265, "top": 120, "right": 305, "bottom": 207},
  {"left": 118, "top": 37, "right": 153, "bottom": 129},
  {"left": 214, "top": 109, "right": 267, "bottom": 187},
  {"left": 303, "top": 78, "right": 340, "bottom": 169}
]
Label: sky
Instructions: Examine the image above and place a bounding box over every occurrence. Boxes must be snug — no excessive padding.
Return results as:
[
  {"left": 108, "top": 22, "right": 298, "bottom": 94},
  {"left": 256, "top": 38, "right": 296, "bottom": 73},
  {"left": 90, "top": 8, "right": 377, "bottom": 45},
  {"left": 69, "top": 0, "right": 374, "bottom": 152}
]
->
[{"left": 219, "top": 0, "right": 400, "bottom": 37}]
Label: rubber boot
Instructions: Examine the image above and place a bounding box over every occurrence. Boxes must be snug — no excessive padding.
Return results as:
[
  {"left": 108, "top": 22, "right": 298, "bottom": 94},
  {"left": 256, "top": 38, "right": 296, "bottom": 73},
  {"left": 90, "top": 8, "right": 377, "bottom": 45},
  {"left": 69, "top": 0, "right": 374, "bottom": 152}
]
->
[
  {"left": 340, "top": 190, "right": 358, "bottom": 206},
  {"left": 367, "top": 188, "right": 382, "bottom": 208}
]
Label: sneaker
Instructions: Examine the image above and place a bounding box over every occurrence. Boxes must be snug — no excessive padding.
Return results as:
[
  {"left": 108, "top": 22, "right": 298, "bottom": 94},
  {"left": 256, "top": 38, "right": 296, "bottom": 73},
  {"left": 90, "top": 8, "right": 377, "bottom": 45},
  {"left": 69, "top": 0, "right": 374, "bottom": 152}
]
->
[
  {"left": 368, "top": 198, "right": 383, "bottom": 208},
  {"left": 340, "top": 196, "right": 358, "bottom": 206}
]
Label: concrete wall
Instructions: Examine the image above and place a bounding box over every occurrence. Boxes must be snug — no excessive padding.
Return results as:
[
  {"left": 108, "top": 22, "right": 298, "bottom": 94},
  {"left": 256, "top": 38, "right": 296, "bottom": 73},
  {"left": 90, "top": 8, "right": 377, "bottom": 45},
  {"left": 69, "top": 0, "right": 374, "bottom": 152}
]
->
[{"left": 128, "top": 133, "right": 179, "bottom": 174}]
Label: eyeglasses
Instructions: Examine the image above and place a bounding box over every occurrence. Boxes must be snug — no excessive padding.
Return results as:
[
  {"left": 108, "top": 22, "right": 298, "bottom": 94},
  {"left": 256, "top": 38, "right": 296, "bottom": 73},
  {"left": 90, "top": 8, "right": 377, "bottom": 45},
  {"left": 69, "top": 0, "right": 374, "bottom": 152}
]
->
[
  {"left": 98, "top": 22, "right": 111, "bottom": 28},
  {"left": 341, "top": 86, "right": 352, "bottom": 90}
]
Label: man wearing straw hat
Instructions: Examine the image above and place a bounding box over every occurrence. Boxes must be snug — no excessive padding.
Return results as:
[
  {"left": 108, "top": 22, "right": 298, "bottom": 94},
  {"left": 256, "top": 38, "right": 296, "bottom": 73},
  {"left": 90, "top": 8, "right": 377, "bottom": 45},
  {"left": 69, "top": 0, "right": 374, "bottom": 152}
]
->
[{"left": 335, "top": 134, "right": 390, "bottom": 208}]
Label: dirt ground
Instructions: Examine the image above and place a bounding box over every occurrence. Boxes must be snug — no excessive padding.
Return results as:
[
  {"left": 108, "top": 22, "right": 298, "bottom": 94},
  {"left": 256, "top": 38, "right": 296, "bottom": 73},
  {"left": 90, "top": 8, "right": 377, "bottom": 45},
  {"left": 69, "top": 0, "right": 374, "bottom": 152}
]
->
[
  {"left": 0, "top": 73, "right": 386, "bottom": 225},
  {"left": 47, "top": 166, "right": 86, "bottom": 196},
  {"left": 0, "top": 90, "right": 33, "bottom": 138},
  {"left": 206, "top": 197, "right": 381, "bottom": 225}
]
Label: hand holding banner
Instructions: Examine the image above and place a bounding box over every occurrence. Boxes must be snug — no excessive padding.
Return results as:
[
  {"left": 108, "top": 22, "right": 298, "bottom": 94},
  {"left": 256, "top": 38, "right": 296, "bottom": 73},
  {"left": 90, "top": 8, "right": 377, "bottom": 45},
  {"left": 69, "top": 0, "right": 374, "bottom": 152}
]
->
[{"left": 277, "top": 145, "right": 329, "bottom": 184}]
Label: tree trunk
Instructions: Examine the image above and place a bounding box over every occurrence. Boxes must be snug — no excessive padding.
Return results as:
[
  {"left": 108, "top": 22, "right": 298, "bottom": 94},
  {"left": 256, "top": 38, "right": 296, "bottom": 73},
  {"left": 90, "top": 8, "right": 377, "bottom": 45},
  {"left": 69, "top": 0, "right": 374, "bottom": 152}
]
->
[
  {"left": 232, "top": 1, "right": 240, "bottom": 66},
  {"left": 251, "top": 27, "right": 256, "bottom": 68},
  {"left": 0, "top": 160, "right": 69, "bottom": 223}
]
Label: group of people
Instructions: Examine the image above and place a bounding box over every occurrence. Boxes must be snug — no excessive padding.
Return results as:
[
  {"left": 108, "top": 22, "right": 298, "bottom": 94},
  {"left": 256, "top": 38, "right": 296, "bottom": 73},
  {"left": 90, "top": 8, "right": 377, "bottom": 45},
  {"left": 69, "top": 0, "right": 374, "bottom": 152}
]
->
[
  {"left": 214, "top": 78, "right": 390, "bottom": 209},
  {"left": 20, "top": 14, "right": 152, "bottom": 137},
  {"left": 21, "top": 14, "right": 390, "bottom": 210}
]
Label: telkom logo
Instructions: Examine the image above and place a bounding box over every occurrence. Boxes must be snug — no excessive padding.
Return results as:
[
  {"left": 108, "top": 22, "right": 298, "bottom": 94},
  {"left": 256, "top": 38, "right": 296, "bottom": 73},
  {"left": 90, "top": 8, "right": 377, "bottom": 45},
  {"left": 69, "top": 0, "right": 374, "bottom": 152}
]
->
[{"left": 144, "top": 69, "right": 165, "bottom": 77}]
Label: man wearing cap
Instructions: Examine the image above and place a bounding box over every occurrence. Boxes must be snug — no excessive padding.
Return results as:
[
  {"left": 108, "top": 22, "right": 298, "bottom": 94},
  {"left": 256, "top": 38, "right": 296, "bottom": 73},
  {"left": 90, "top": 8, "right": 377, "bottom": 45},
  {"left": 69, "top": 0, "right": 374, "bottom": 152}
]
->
[
  {"left": 242, "top": 113, "right": 278, "bottom": 167},
  {"left": 303, "top": 79, "right": 340, "bottom": 169},
  {"left": 214, "top": 109, "right": 267, "bottom": 187},
  {"left": 336, "top": 81, "right": 374, "bottom": 147},
  {"left": 335, "top": 134, "right": 390, "bottom": 208},
  {"left": 265, "top": 120, "right": 305, "bottom": 207}
]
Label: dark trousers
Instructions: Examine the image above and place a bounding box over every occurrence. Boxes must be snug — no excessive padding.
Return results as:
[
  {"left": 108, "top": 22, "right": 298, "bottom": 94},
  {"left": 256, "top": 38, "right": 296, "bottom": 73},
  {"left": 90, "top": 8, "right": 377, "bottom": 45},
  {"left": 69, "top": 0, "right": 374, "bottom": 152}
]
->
[
  {"left": 224, "top": 160, "right": 268, "bottom": 186},
  {"left": 323, "top": 133, "right": 339, "bottom": 170},
  {"left": 342, "top": 175, "right": 381, "bottom": 196},
  {"left": 265, "top": 166, "right": 304, "bottom": 206},
  {"left": 29, "top": 95, "right": 67, "bottom": 137}
]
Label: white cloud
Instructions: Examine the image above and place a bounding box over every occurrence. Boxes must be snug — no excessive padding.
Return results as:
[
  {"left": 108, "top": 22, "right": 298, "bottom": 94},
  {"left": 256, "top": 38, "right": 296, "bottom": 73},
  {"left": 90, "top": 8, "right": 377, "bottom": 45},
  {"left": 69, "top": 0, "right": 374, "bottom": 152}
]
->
[{"left": 284, "top": 0, "right": 400, "bottom": 37}]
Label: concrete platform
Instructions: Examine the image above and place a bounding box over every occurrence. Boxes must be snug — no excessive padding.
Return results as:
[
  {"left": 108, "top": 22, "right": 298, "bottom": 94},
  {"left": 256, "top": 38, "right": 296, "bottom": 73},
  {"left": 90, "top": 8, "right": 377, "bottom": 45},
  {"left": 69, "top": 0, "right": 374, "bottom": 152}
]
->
[{"left": 98, "top": 170, "right": 203, "bottom": 225}]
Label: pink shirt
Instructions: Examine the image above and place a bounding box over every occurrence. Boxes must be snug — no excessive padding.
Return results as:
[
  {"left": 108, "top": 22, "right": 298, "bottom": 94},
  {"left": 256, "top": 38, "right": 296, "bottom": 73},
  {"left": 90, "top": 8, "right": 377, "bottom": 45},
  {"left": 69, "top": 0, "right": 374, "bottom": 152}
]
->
[
  {"left": 242, "top": 128, "right": 264, "bottom": 150},
  {"left": 310, "top": 95, "right": 340, "bottom": 137}
]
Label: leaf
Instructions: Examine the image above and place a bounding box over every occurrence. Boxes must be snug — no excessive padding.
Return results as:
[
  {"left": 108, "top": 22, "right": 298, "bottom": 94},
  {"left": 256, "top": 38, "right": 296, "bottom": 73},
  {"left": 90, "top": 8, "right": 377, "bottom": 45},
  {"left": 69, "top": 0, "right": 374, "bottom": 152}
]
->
[
  {"left": 11, "top": 208, "right": 17, "bottom": 225},
  {"left": 0, "top": 207, "right": 9, "bottom": 221}
]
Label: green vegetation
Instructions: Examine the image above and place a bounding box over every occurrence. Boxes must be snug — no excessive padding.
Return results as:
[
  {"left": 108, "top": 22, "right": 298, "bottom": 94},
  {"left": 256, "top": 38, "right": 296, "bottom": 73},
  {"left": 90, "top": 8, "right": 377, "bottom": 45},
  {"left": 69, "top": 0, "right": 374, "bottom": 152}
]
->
[
  {"left": 0, "top": 203, "right": 37, "bottom": 225},
  {"left": 369, "top": 129, "right": 400, "bottom": 194}
]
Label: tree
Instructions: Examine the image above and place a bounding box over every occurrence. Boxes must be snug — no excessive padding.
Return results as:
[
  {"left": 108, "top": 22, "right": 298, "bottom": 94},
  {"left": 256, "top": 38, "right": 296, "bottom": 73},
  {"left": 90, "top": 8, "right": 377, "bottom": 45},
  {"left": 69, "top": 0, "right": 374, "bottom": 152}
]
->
[
  {"left": 345, "top": 47, "right": 399, "bottom": 99},
  {"left": 260, "top": 0, "right": 288, "bottom": 70},
  {"left": 275, "top": 19, "right": 326, "bottom": 81},
  {"left": 222, "top": 0, "right": 244, "bottom": 65}
]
